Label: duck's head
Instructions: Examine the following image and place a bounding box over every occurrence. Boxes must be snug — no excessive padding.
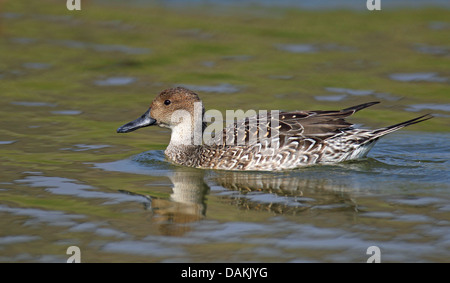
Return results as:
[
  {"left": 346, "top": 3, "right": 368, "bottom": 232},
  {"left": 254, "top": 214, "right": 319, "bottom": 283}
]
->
[{"left": 117, "top": 87, "right": 203, "bottom": 133}]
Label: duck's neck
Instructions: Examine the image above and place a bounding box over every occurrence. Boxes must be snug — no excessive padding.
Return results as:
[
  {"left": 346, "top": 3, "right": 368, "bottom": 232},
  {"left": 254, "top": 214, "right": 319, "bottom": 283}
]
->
[
  {"left": 165, "top": 117, "right": 206, "bottom": 166},
  {"left": 167, "top": 117, "right": 206, "bottom": 147}
]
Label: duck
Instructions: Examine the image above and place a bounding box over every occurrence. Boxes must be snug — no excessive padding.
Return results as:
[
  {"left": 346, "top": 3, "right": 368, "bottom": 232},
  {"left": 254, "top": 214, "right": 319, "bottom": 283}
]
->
[{"left": 117, "top": 87, "right": 432, "bottom": 171}]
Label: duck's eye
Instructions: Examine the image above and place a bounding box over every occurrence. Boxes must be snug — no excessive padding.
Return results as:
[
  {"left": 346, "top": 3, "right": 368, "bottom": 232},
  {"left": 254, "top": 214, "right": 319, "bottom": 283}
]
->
[{"left": 164, "top": 100, "right": 171, "bottom": 106}]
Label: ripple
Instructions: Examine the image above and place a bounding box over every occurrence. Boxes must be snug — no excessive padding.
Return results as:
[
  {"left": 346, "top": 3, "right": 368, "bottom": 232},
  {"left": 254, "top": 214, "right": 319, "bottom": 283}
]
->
[
  {"left": 268, "top": 75, "right": 294, "bottom": 80},
  {"left": 221, "top": 55, "right": 253, "bottom": 61},
  {"left": 50, "top": 39, "right": 151, "bottom": 54},
  {"left": 414, "top": 44, "right": 449, "bottom": 56},
  {"left": 373, "top": 92, "right": 401, "bottom": 101},
  {"left": 395, "top": 214, "right": 434, "bottom": 223},
  {"left": 0, "top": 141, "right": 17, "bottom": 145},
  {"left": 15, "top": 175, "right": 149, "bottom": 205},
  {"left": 176, "top": 83, "right": 241, "bottom": 93},
  {"left": 275, "top": 43, "right": 317, "bottom": 53},
  {"left": 276, "top": 43, "right": 354, "bottom": 53},
  {"left": 94, "top": 76, "right": 136, "bottom": 86},
  {"left": 0, "top": 12, "right": 22, "bottom": 19},
  {"left": 10, "top": 37, "right": 37, "bottom": 44},
  {"left": 93, "top": 150, "right": 172, "bottom": 176},
  {"left": 405, "top": 104, "right": 450, "bottom": 113},
  {"left": 22, "top": 62, "right": 52, "bottom": 70},
  {"left": 390, "top": 197, "right": 444, "bottom": 206},
  {"left": 69, "top": 222, "right": 129, "bottom": 238},
  {"left": 0, "top": 235, "right": 40, "bottom": 245},
  {"left": 10, "top": 37, "right": 151, "bottom": 54},
  {"left": 360, "top": 211, "right": 396, "bottom": 219},
  {"left": 325, "top": 87, "right": 374, "bottom": 96},
  {"left": 234, "top": 191, "right": 309, "bottom": 207},
  {"left": 187, "top": 221, "right": 271, "bottom": 241},
  {"left": 102, "top": 240, "right": 184, "bottom": 256},
  {"left": 428, "top": 21, "right": 450, "bottom": 30},
  {"left": 50, "top": 110, "right": 82, "bottom": 115},
  {"left": 176, "top": 28, "right": 213, "bottom": 39},
  {"left": 314, "top": 95, "right": 347, "bottom": 101},
  {"left": 11, "top": 101, "right": 57, "bottom": 107},
  {"left": 389, "top": 72, "right": 448, "bottom": 82},
  {"left": 322, "top": 87, "right": 401, "bottom": 101},
  {"left": 201, "top": 61, "right": 215, "bottom": 67},
  {"left": 0, "top": 204, "right": 85, "bottom": 227},
  {"left": 60, "top": 144, "right": 111, "bottom": 152}
]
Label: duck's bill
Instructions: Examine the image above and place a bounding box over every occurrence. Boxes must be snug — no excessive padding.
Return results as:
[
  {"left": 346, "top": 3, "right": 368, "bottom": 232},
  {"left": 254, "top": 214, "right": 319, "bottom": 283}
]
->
[{"left": 117, "top": 108, "right": 156, "bottom": 133}]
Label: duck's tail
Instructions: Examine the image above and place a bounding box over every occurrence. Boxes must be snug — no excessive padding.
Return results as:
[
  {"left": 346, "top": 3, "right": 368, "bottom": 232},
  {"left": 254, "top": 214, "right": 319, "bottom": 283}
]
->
[
  {"left": 342, "top": 101, "right": 380, "bottom": 113},
  {"left": 339, "top": 113, "right": 433, "bottom": 161},
  {"left": 368, "top": 113, "right": 433, "bottom": 140}
]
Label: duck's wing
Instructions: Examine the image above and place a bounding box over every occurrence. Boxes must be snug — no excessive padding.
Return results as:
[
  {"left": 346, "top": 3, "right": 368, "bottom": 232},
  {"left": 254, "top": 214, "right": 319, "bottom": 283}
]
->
[
  {"left": 207, "top": 102, "right": 380, "bottom": 146},
  {"left": 278, "top": 101, "right": 380, "bottom": 138}
]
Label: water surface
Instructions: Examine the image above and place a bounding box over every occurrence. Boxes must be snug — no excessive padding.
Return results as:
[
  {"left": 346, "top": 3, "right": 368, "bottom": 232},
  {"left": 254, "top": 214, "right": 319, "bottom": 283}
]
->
[
  {"left": 1, "top": 130, "right": 449, "bottom": 262},
  {"left": 0, "top": 1, "right": 449, "bottom": 263}
]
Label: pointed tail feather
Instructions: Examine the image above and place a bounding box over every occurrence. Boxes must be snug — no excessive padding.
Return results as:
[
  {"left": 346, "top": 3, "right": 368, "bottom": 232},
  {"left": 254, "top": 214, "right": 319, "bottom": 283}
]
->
[
  {"left": 370, "top": 114, "right": 433, "bottom": 138},
  {"left": 342, "top": 101, "right": 380, "bottom": 113}
]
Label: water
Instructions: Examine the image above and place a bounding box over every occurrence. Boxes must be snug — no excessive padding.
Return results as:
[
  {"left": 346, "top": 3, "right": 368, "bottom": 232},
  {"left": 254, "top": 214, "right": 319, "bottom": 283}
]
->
[
  {"left": 176, "top": 83, "right": 242, "bottom": 93},
  {"left": 104, "top": 0, "right": 450, "bottom": 10},
  {"left": 1, "top": 131, "right": 449, "bottom": 262},
  {"left": 0, "top": 1, "right": 449, "bottom": 263},
  {"left": 389, "top": 72, "right": 448, "bottom": 83}
]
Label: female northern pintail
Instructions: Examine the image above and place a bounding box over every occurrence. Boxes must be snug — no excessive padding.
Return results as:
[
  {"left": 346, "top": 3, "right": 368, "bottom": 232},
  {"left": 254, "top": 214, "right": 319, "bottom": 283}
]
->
[{"left": 117, "top": 87, "right": 432, "bottom": 171}]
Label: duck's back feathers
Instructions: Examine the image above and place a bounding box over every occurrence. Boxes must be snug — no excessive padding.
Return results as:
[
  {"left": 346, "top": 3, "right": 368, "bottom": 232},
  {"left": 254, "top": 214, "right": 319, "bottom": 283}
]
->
[{"left": 217, "top": 101, "right": 381, "bottom": 146}]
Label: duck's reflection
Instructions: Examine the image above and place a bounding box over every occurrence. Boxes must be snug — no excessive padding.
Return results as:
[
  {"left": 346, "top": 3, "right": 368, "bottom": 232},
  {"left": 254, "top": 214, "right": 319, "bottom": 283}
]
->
[
  {"left": 211, "top": 169, "right": 358, "bottom": 215},
  {"left": 146, "top": 168, "right": 209, "bottom": 236},
  {"left": 138, "top": 165, "right": 361, "bottom": 236}
]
